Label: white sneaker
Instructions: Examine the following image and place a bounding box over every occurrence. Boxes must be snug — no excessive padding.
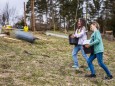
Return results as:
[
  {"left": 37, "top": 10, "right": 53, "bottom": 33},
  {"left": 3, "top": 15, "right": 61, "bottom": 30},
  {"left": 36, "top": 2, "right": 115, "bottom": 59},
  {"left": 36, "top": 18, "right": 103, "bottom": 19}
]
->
[
  {"left": 72, "top": 65, "right": 79, "bottom": 70},
  {"left": 75, "top": 67, "right": 79, "bottom": 70},
  {"left": 72, "top": 65, "right": 78, "bottom": 68}
]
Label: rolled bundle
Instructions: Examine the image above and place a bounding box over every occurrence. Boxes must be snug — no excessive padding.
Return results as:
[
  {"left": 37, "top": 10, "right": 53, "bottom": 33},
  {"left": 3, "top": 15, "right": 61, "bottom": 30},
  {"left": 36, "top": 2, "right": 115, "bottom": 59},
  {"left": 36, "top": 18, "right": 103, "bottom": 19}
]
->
[{"left": 14, "top": 30, "right": 36, "bottom": 43}]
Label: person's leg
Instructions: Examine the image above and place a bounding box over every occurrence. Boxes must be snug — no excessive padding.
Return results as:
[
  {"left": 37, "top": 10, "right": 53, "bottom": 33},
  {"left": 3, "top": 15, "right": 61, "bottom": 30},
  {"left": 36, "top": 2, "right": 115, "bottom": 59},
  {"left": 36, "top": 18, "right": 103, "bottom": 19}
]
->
[
  {"left": 88, "top": 54, "right": 96, "bottom": 75},
  {"left": 80, "top": 45, "right": 88, "bottom": 61},
  {"left": 96, "top": 52, "right": 113, "bottom": 78},
  {"left": 85, "top": 53, "right": 96, "bottom": 77},
  {"left": 80, "top": 45, "right": 90, "bottom": 70},
  {"left": 72, "top": 45, "right": 80, "bottom": 67}
]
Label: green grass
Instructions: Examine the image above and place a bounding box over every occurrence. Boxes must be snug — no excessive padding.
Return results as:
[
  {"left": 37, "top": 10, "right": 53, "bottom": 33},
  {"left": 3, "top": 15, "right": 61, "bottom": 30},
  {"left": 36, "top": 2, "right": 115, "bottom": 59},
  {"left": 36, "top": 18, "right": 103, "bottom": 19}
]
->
[{"left": 0, "top": 32, "right": 115, "bottom": 86}]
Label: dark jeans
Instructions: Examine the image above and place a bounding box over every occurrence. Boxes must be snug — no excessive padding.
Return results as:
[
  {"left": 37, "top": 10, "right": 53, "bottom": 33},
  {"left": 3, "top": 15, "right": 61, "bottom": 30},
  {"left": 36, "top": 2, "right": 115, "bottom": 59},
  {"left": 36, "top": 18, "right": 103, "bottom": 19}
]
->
[{"left": 88, "top": 52, "right": 112, "bottom": 76}]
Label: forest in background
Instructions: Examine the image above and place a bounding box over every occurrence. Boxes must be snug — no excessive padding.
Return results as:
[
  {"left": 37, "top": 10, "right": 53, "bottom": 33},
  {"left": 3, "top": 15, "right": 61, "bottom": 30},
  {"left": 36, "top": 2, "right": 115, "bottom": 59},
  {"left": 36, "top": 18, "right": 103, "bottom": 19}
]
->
[{"left": 25, "top": 0, "right": 115, "bottom": 36}]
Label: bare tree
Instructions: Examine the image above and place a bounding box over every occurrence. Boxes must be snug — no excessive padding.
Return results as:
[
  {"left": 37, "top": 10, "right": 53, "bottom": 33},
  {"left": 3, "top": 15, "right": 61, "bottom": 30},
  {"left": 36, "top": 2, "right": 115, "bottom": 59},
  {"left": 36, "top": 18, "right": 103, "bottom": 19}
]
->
[
  {"left": 0, "top": 14, "right": 2, "bottom": 25},
  {"left": 2, "top": 2, "right": 16, "bottom": 25}
]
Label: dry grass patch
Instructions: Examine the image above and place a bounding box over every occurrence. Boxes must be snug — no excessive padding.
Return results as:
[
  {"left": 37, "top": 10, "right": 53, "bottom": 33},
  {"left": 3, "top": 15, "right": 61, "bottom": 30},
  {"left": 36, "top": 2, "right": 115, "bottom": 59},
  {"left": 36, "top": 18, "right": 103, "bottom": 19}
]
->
[{"left": 0, "top": 32, "right": 114, "bottom": 86}]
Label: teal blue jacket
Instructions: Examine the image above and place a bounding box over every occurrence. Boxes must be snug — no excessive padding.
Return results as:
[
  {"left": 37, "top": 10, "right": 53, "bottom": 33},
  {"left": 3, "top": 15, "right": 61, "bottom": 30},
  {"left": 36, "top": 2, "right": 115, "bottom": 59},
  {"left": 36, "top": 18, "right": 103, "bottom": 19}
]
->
[{"left": 90, "top": 30, "right": 104, "bottom": 54}]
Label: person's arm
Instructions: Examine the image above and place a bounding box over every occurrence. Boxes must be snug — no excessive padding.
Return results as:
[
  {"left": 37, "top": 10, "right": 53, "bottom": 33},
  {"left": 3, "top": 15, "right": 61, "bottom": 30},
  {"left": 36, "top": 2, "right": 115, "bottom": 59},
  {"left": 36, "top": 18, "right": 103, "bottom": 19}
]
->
[
  {"left": 89, "top": 34, "right": 94, "bottom": 43},
  {"left": 90, "top": 31, "right": 100, "bottom": 46},
  {"left": 74, "top": 27, "right": 86, "bottom": 38}
]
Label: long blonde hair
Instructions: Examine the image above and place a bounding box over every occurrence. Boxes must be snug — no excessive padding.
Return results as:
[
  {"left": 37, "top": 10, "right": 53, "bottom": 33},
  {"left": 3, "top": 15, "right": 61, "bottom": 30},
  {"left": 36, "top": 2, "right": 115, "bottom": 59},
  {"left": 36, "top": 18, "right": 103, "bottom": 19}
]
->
[{"left": 91, "top": 21, "right": 100, "bottom": 29}]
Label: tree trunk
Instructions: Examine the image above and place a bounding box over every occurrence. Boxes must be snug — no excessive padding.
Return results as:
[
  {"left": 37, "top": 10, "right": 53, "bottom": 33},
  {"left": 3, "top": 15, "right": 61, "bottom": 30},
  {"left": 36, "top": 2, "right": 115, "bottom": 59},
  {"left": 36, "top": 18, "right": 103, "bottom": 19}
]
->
[
  {"left": 31, "top": 0, "right": 35, "bottom": 31},
  {"left": 64, "top": 17, "right": 67, "bottom": 33},
  {"left": 59, "top": 15, "right": 61, "bottom": 30},
  {"left": 24, "top": 2, "right": 26, "bottom": 25}
]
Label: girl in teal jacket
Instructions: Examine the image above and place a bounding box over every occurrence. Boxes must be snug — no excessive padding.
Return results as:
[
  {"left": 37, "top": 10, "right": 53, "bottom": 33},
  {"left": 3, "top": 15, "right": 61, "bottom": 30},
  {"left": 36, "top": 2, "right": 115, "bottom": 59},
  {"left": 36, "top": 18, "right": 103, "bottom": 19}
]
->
[{"left": 85, "top": 21, "right": 113, "bottom": 80}]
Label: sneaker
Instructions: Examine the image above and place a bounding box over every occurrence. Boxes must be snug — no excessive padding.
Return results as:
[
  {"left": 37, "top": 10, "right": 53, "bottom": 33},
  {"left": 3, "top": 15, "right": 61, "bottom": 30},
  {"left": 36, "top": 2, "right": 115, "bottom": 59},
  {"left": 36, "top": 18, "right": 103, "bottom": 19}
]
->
[
  {"left": 72, "top": 65, "right": 78, "bottom": 68},
  {"left": 85, "top": 74, "right": 96, "bottom": 78},
  {"left": 72, "top": 65, "right": 79, "bottom": 70},
  {"left": 86, "top": 67, "right": 90, "bottom": 71},
  {"left": 75, "top": 67, "right": 79, "bottom": 70},
  {"left": 104, "top": 75, "right": 113, "bottom": 80}
]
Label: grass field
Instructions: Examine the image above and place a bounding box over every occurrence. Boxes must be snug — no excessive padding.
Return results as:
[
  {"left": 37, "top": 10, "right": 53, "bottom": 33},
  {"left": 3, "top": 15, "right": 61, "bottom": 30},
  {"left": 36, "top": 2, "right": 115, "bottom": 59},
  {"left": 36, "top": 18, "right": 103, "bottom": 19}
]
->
[{"left": 0, "top": 32, "right": 115, "bottom": 86}]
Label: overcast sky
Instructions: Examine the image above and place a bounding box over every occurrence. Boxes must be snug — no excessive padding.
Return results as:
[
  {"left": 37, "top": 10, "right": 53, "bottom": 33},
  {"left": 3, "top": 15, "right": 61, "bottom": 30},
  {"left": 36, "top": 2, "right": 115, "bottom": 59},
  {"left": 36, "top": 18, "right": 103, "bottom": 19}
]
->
[
  {"left": 0, "top": 0, "right": 29, "bottom": 25},
  {"left": 0, "top": 0, "right": 28, "bottom": 16}
]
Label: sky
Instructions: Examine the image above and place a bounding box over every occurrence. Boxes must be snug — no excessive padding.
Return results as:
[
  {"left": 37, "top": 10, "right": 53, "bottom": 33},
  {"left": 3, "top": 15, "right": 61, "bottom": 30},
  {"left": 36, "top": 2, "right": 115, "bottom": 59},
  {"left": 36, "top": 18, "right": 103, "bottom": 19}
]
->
[
  {"left": 0, "top": 0, "right": 28, "bottom": 16},
  {"left": 0, "top": 0, "right": 28, "bottom": 25}
]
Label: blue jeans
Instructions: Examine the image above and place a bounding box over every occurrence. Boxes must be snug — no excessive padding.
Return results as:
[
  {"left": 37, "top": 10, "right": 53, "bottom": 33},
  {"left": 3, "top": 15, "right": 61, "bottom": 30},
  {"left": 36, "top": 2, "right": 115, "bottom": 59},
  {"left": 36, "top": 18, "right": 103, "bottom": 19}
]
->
[
  {"left": 88, "top": 52, "right": 112, "bottom": 76},
  {"left": 72, "top": 45, "right": 88, "bottom": 67}
]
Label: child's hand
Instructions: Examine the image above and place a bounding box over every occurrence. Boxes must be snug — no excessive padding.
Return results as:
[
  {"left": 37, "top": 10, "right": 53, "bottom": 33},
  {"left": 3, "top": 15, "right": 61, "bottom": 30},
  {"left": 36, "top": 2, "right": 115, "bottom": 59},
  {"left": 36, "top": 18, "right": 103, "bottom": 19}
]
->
[
  {"left": 71, "top": 34, "right": 75, "bottom": 38},
  {"left": 85, "top": 44, "right": 90, "bottom": 48}
]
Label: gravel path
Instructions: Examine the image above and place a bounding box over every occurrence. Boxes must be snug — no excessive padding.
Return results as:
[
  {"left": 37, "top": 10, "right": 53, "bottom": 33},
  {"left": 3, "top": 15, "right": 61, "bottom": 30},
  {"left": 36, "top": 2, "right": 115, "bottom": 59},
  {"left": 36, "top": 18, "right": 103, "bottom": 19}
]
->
[{"left": 45, "top": 32, "right": 68, "bottom": 39}]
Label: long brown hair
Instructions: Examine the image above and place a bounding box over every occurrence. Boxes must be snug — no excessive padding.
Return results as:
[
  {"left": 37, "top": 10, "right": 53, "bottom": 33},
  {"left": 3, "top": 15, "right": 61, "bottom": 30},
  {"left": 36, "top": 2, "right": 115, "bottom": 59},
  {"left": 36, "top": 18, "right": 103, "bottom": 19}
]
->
[{"left": 75, "top": 18, "right": 86, "bottom": 30}]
